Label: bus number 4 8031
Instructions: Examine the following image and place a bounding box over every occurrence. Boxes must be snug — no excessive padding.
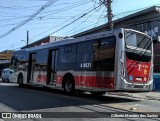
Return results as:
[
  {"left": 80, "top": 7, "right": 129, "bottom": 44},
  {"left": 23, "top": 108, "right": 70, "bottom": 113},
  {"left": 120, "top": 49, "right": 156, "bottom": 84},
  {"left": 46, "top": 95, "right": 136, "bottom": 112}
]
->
[{"left": 80, "top": 63, "right": 91, "bottom": 68}]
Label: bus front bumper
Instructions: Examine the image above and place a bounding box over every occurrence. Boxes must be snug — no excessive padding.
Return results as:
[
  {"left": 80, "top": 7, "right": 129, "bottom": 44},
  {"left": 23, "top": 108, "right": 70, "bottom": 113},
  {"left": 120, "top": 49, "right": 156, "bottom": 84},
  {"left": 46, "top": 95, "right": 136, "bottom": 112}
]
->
[{"left": 119, "top": 77, "right": 153, "bottom": 91}]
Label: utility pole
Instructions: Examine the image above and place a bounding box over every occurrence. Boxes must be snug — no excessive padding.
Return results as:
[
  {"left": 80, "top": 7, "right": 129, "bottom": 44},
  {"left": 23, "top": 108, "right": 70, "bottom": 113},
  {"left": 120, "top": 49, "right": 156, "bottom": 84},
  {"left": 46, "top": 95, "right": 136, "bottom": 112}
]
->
[
  {"left": 104, "top": 0, "right": 114, "bottom": 29},
  {"left": 27, "top": 31, "right": 29, "bottom": 45}
]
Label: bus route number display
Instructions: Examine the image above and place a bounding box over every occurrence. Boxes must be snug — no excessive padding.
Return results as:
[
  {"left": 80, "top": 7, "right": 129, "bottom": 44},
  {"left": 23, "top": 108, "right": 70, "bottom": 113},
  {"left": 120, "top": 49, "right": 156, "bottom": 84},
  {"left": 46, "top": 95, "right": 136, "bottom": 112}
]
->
[{"left": 80, "top": 63, "right": 91, "bottom": 68}]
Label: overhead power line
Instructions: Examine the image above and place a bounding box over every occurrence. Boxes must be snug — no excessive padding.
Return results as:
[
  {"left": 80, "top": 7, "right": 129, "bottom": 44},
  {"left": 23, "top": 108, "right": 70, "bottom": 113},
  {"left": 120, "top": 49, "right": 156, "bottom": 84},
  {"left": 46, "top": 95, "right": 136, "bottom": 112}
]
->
[
  {"left": 0, "top": 5, "right": 96, "bottom": 50},
  {"left": 28, "top": 6, "right": 97, "bottom": 41},
  {"left": 64, "top": 7, "right": 103, "bottom": 35},
  {"left": 94, "top": 8, "right": 105, "bottom": 27},
  {"left": 0, "top": 0, "right": 57, "bottom": 39},
  {"left": 0, "top": 0, "right": 90, "bottom": 22},
  {"left": 48, "top": 3, "right": 103, "bottom": 35}
]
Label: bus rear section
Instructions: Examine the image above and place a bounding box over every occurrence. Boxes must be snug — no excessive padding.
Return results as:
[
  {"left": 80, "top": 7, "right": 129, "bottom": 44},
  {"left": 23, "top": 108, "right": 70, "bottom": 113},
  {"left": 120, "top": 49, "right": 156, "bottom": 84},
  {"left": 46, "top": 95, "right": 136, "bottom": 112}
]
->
[{"left": 116, "top": 29, "right": 153, "bottom": 91}]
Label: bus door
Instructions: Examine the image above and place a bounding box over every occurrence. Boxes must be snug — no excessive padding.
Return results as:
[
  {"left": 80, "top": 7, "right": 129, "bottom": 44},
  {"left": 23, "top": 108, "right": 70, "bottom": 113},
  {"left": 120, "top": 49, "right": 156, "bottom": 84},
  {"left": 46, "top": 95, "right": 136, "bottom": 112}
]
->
[
  {"left": 47, "top": 49, "right": 58, "bottom": 85},
  {"left": 27, "top": 53, "right": 36, "bottom": 83}
]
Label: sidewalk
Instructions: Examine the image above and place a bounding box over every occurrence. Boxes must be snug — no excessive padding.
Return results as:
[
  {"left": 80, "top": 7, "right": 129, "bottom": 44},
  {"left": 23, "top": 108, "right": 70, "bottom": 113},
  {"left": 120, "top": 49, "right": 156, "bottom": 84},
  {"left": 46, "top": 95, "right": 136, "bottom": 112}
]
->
[{"left": 106, "top": 91, "right": 160, "bottom": 101}]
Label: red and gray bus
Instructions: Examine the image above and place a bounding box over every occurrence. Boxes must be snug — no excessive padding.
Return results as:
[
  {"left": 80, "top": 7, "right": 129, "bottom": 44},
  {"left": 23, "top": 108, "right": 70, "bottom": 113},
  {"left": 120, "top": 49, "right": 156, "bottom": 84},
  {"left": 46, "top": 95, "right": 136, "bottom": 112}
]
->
[{"left": 10, "top": 28, "right": 153, "bottom": 95}]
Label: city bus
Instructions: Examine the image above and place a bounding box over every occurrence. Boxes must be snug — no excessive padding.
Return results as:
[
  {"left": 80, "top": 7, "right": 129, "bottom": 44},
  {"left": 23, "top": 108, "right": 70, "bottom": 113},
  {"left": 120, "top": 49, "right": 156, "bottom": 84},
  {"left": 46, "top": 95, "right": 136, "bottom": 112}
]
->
[{"left": 10, "top": 28, "right": 153, "bottom": 95}]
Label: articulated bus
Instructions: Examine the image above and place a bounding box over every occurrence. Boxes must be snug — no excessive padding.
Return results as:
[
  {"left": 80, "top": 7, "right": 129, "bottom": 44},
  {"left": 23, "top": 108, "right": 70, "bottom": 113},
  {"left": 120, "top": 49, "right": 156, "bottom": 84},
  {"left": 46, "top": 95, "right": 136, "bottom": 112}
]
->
[{"left": 10, "top": 28, "right": 153, "bottom": 95}]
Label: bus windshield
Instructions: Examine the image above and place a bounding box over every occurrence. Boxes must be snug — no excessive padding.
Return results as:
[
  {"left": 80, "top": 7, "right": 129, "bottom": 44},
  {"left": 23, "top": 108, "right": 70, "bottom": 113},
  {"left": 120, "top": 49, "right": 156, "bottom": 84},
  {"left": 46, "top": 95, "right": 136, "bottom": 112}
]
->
[
  {"left": 125, "top": 31, "right": 151, "bottom": 51},
  {"left": 125, "top": 31, "right": 152, "bottom": 62}
]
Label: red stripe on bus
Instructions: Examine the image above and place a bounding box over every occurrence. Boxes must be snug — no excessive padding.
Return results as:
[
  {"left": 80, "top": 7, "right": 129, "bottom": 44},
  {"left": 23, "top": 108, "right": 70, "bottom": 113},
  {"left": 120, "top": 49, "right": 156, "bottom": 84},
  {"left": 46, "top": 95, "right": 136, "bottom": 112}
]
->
[
  {"left": 37, "top": 75, "right": 47, "bottom": 82},
  {"left": 56, "top": 75, "right": 114, "bottom": 89}
]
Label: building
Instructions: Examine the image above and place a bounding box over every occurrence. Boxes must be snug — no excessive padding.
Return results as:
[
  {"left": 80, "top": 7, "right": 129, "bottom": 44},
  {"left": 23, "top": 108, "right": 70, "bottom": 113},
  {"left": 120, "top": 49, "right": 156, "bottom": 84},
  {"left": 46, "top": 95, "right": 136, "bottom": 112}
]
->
[
  {"left": 21, "top": 35, "right": 64, "bottom": 49},
  {"left": 0, "top": 50, "right": 13, "bottom": 77}
]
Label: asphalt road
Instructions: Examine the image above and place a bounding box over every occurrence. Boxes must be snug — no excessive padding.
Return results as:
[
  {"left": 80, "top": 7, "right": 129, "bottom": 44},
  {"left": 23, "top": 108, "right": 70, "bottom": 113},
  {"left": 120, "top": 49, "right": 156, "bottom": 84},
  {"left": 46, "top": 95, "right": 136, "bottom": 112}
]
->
[{"left": 0, "top": 82, "right": 160, "bottom": 121}]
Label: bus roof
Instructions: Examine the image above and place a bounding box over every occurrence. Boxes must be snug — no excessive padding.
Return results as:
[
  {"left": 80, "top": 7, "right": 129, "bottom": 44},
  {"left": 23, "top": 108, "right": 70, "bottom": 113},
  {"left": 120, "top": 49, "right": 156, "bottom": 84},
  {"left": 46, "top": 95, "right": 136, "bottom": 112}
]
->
[
  {"left": 22, "top": 29, "right": 116, "bottom": 52},
  {"left": 18, "top": 28, "right": 150, "bottom": 52}
]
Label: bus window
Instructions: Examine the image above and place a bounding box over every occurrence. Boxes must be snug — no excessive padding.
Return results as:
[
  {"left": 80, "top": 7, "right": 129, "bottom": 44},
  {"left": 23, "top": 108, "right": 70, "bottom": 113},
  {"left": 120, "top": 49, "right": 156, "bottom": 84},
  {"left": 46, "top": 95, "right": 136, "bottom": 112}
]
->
[
  {"left": 59, "top": 45, "right": 76, "bottom": 64},
  {"left": 58, "top": 44, "right": 77, "bottom": 71},
  {"left": 76, "top": 41, "right": 93, "bottom": 70},
  {"left": 93, "top": 36, "right": 116, "bottom": 71},
  {"left": 36, "top": 49, "right": 48, "bottom": 70}
]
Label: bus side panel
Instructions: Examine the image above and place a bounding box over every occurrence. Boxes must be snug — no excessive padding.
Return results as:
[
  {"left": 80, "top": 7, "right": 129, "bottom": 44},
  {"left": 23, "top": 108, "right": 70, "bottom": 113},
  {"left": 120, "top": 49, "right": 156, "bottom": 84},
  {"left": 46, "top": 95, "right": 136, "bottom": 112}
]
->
[
  {"left": 80, "top": 71, "right": 95, "bottom": 90},
  {"left": 95, "top": 71, "right": 114, "bottom": 89},
  {"left": 56, "top": 71, "right": 65, "bottom": 88},
  {"left": 34, "top": 70, "right": 47, "bottom": 85},
  {"left": 22, "top": 71, "right": 28, "bottom": 84},
  {"left": 74, "top": 72, "right": 82, "bottom": 89},
  {"left": 75, "top": 71, "right": 114, "bottom": 91},
  {"left": 54, "top": 71, "right": 115, "bottom": 91}
]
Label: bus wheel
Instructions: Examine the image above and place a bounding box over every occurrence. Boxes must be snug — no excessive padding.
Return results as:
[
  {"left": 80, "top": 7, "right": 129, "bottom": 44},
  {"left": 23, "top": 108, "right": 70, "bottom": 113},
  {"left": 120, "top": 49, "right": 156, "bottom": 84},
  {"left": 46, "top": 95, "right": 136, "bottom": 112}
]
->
[
  {"left": 91, "top": 92, "right": 106, "bottom": 96},
  {"left": 18, "top": 74, "right": 23, "bottom": 87},
  {"left": 64, "top": 76, "right": 75, "bottom": 94}
]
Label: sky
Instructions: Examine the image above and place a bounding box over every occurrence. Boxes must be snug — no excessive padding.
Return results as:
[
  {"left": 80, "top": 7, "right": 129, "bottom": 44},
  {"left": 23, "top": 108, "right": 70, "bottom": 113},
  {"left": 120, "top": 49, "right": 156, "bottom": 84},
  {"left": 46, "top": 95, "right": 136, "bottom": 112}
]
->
[{"left": 0, "top": 0, "right": 160, "bottom": 52}]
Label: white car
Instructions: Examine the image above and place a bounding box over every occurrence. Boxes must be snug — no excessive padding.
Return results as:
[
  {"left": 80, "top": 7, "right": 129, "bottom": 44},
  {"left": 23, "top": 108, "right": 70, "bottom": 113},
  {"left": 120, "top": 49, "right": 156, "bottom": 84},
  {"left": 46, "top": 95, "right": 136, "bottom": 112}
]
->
[{"left": 1, "top": 68, "right": 13, "bottom": 82}]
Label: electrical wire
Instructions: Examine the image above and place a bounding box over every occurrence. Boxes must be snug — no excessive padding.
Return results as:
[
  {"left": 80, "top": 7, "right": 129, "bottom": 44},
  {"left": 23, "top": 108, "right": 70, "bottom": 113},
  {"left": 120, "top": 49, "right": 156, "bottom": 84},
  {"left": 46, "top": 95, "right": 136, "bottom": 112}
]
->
[
  {"left": 91, "top": 0, "right": 101, "bottom": 11},
  {"left": 64, "top": 8, "right": 102, "bottom": 35},
  {"left": 0, "top": 0, "right": 90, "bottom": 11},
  {"left": 77, "top": 19, "right": 105, "bottom": 34},
  {"left": 0, "top": 0, "right": 90, "bottom": 26},
  {"left": 49, "top": 3, "right": 103, "bottom": 36},
  {"left": 16, "top": 4, "right": 103, "bottom": 51},
  {"left": 0, "top": 5, "right": 96, "bottom": 50},
  {"left": 28, "top": 6, "right": 96, "bottom": 41},
  {"left": 3, "top": 4, "right": 160, "bottom": 51},
  {"left": 0, "top": 0, "right": 58, "bottom": 38},
  {"left": 68, "top": 19, "right": 105, "bottom": 36},
  {"left": 38, "top": 0, "right": 91, "bottom": 18},
  {"left": 93, "top": 8, "right": 105, "bottom": 27}
]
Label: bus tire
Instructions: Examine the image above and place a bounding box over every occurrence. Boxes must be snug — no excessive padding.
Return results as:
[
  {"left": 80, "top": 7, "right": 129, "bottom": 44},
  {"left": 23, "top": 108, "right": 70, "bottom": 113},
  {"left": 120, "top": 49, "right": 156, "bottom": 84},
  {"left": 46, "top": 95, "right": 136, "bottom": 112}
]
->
[
  {"left": 63, "top": 75, "right": 75, "bottom": 94},
  {"left": 18, "top": 74, "right": 23, "bottom": 87}
]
